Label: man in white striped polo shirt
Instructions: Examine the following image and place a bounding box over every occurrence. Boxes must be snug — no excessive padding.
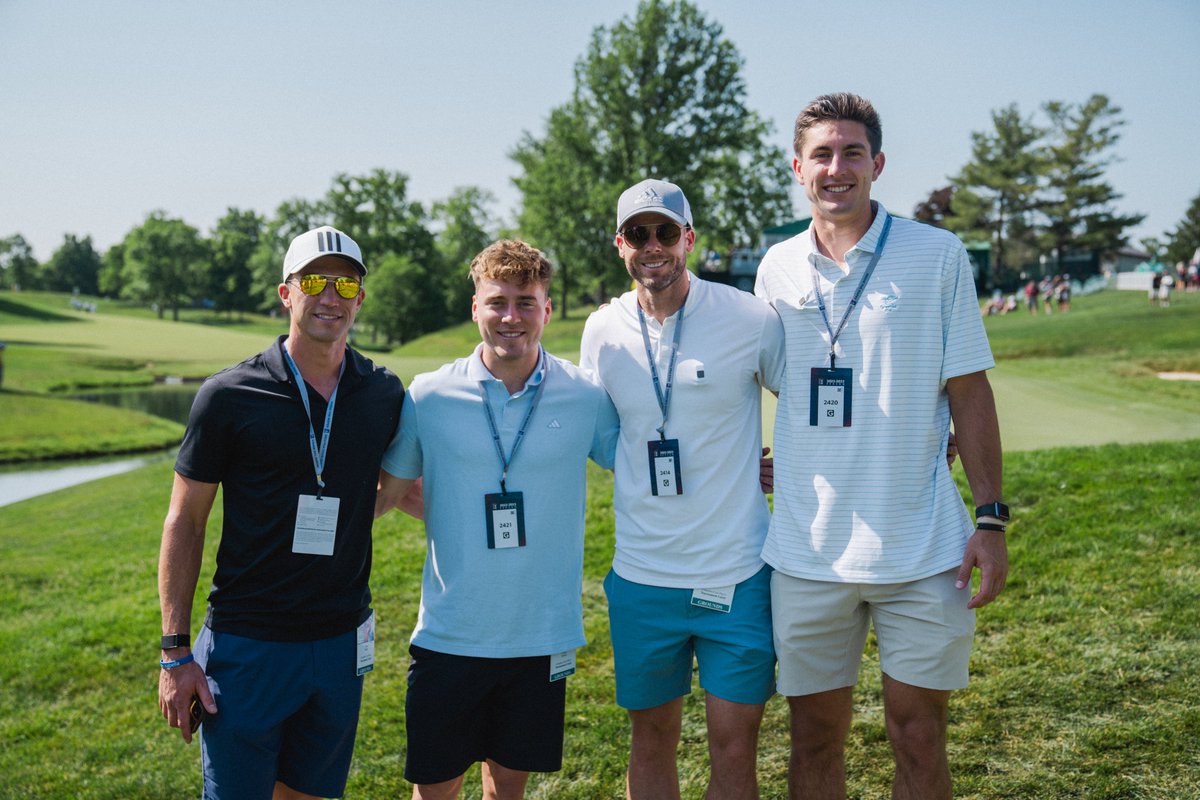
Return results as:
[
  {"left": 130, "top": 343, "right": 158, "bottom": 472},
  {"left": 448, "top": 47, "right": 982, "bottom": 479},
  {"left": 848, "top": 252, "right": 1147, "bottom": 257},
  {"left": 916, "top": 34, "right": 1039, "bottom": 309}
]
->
[{"left": 754, "top": 93, "right": 1008, "bottom": 800}]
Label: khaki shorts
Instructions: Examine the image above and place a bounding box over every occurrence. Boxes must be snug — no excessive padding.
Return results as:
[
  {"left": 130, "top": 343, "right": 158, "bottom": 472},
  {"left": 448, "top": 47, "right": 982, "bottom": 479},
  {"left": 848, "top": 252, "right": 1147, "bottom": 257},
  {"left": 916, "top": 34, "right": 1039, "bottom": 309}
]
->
[{"left": 771, "top": 568, "right": 975, "bottom": 694}]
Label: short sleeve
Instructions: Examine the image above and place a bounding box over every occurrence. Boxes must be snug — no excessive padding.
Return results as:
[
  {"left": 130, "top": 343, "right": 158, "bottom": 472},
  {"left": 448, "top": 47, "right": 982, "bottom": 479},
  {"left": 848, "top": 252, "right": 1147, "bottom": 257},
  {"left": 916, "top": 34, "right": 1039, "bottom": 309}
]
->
[
  {"left": 174, "top": 376, "right": 229, "bottom": 484},
  {"left": 380, "top": 391, "right": 423, "bottom": 479},
  {"left": 757, "top": 304, "right": 786, "bottom": 393},
  {"left": 589, "top": 389, "right": 620, "bottom": 471}
]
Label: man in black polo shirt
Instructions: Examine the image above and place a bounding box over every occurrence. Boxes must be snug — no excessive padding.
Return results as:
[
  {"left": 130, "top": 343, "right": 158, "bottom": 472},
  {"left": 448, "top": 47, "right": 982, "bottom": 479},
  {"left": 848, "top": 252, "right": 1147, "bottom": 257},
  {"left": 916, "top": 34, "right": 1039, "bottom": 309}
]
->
[{"left": 156, "top": 225, "right": 404, "bottom": 800}]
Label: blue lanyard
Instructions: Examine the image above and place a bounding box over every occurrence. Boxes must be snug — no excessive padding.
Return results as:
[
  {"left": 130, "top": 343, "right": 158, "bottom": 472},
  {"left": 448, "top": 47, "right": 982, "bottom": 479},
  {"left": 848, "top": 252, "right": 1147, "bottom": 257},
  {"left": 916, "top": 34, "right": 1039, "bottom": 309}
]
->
[
  {"left": 478, "top": 351, "right": 547, "bottom": 492},
  {"left": 808, "top": 214, "right": 892, "bottom": 368},
  {"left": 637, "top": 294, "right": 686, "bottom": 440},
  {"left": 283, "top": 346, "right": 345, "bottom": 498}
]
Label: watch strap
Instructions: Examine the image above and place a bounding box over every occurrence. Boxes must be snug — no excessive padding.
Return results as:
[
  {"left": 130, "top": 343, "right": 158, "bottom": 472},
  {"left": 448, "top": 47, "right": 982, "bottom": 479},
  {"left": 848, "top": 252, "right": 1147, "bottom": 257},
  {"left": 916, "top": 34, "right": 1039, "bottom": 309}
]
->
[
  {"left": 974, "top": 502, "right": 1010, "bottom": 522},
  {"left": 161, "top": 633, "right": 190, "bottom": 650}
]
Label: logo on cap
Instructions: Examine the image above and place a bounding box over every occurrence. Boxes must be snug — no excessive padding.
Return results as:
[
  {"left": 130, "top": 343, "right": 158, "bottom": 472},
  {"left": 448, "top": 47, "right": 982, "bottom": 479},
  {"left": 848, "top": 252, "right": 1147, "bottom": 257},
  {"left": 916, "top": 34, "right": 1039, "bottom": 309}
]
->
[
  {"left": 318, "top": 230, "right": 343, "bottom": 254},
  {"left": 634, "top": 187, "right": 662, "bottom": 207}
]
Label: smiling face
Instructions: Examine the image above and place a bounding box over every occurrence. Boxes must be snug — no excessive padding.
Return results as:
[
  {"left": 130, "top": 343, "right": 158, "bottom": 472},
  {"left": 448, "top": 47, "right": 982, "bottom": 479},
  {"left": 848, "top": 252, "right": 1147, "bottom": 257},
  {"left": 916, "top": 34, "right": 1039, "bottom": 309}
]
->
[
  {"left": 793, "top": 119, "right": 885, "bottom": 229},
  {"left": 615, "top": 211, "right": 696, "bottom": 298},
  {"left": 472, "top": 276, "right": 552, "bottom": 379},
  {"left": 279, "top": 255, "right": 365, "bottom": 347}
]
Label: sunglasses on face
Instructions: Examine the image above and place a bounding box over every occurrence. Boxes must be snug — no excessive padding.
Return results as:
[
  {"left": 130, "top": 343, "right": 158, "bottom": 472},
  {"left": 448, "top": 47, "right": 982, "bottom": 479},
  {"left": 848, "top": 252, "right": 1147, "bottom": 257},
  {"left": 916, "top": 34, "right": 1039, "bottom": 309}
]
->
[
  {"left": 291, "top": 274, "right": 362, "bottom": 299},
  {"left": 619, "top": 222, "right": 686, "bottom": 249}
]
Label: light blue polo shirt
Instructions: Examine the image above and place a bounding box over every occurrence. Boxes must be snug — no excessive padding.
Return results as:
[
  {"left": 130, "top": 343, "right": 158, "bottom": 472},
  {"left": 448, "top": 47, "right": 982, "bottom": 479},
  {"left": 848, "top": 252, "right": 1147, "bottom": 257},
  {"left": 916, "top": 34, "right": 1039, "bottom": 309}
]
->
[{"left": 381, "top": 345, "right": 619, "bottom": 658}]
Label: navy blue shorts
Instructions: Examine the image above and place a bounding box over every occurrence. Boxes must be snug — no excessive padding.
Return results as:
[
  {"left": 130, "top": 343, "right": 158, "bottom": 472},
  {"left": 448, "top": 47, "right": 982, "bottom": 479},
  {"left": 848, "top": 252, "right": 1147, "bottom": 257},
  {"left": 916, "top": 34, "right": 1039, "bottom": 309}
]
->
[
  {"left": 404, "top": 644, "right": 567, "bottom": 785},
  {"left": 194, "top": 624, "right": 365, "bottom": 799}
]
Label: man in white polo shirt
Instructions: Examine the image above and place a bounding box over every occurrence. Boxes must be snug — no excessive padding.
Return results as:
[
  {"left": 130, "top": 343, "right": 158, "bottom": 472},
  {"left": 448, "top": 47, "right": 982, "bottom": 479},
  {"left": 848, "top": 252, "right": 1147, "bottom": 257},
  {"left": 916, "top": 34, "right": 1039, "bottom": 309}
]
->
[
  {"left": 754, "top": 93, "right": 1008, "bottom": 800},
  {"left": 580, "top": 179, "right": 785, "bottom": 799}
]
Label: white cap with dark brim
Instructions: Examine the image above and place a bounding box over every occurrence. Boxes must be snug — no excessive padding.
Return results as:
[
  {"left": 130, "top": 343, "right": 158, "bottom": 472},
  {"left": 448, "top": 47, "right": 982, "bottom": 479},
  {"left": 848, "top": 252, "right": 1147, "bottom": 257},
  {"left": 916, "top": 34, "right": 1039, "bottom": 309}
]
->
[
  {"left": 616, "top": 179, "right": 693, "bottom": 231},
  {"left": 282, "top": 226, "right": 366, "bottom": 280}
]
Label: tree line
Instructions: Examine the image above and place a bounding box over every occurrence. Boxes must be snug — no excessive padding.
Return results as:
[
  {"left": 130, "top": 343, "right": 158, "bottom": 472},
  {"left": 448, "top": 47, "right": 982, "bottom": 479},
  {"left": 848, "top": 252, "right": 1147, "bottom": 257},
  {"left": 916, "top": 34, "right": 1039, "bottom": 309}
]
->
[
  {"left": 3, "top": 0, "right": 1195, "bottom": 338},
  {"left": 912, "top": 94, "right": 1195, "bottom": 290}
]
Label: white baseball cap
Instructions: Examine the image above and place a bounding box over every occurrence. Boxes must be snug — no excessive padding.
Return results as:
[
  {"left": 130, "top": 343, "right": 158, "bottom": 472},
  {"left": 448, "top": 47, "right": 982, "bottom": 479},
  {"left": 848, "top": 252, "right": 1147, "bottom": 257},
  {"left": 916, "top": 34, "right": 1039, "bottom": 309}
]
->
[{"left": 282, "top": 226, "right": 366, "bottom": 280}]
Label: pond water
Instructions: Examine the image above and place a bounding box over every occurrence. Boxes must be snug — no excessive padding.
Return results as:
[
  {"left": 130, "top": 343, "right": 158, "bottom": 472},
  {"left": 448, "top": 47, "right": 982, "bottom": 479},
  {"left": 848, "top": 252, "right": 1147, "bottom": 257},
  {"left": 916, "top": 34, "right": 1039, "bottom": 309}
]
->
[
  {"left": 0, "top": 383, "right": 200, "bottom": 508},
  {"left": 70, "top": 382, "right": 200, "bottom": 426},
  {"left": 0, "top": 455, "right": 164, "bottom": 508}
]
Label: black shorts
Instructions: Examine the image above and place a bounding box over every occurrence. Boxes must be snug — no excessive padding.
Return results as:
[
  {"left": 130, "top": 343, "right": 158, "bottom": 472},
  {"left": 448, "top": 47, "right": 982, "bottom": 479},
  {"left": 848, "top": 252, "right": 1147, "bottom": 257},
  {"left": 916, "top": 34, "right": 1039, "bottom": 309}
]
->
[{"left": 404, "top": 644, "right": 567, "bottom": 785}]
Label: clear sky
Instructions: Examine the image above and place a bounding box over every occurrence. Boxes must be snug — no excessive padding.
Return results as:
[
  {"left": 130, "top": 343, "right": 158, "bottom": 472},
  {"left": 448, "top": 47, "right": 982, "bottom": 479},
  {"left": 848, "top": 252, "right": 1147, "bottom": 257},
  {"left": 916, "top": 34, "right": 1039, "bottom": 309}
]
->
[{"left": 2, "top": 0, "right": 1197, "bottom": 261}]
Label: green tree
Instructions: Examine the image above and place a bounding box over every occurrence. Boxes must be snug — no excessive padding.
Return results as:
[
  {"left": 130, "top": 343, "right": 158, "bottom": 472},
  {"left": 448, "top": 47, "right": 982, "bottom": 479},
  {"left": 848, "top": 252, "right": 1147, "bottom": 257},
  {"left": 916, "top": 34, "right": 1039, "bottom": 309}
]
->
[
  {"left": 1164, "top": 189, "right": 1200, "bottom": 267},
  {"left": 122, "top": 212, "right": 207, "bottom": 320},
  {"left": 98, "top": 242, "right": 125, "bottom": 297},
  {"left": 0, "top": 234, "right": 39, "bottom": 290},
  {"left": 1040, "top": 94, "right": 1144, "bottom": 272},
  {"left": 322, "top": 169, "right": 446, "bottom": 339},
  {"left": 209, "top": 208, "right": 265, "bottom": 319},
  {"left": 512, "top": 0, "right": 791, "bottom": 314},
  {"left": 44, "top": 234, "right": 102, "bottom": 295},
  {"left": 356, "top": 252, "right": 446, "bottom": 346},
  {"left": 323, "top": 169, "right": 439, "bottom": 269},
  {"left": 946, "top": 104, "right": 1045, "bottom": 288},
  {"left": 433, "top": 187, "right": 498, "bottom": 322}
]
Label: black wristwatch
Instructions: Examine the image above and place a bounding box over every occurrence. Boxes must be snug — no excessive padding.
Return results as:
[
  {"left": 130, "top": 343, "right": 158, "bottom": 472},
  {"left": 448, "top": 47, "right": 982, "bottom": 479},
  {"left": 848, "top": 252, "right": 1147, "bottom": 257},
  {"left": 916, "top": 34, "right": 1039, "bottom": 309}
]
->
[
  {"left": 160, "top": 633, "right": 190, "bottom": 650},
  {"left": 975, "top": 502, "right": 1010, "bottom": 522}
]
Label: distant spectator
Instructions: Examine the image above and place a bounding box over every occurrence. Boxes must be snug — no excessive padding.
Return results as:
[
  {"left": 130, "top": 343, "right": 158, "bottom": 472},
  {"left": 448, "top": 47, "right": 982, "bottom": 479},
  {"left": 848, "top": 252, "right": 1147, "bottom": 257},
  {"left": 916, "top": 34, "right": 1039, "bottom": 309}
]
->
[
  {"left": 1187, "top": 262, "right": 1198, "bottom": 291},
  {"left": 1024, "top": 279, "right": 1037, "bottom": 314},
  {"left": 1056, "top": 275, "right": 1071, "bottom": 313},
  {"left": 984, "top": 288, "right": 1004, "bottom": 316},
  {"left": 1040, "top": 275, "right": 1056, "bottom": 315},
  {"left": 1160, "top": 271, "right": 1174, "bottom": 307},
  {"left": 1150, "top": 271, "right": 1162, "bottom": 305}
]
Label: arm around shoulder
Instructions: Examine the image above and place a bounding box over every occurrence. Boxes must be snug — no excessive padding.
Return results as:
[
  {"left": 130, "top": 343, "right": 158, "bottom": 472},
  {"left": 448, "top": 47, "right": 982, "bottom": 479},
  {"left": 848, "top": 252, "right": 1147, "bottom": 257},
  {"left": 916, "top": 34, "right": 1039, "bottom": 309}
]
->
[{"left": 376, "top": 470, "right": 418, "bottom": 519}]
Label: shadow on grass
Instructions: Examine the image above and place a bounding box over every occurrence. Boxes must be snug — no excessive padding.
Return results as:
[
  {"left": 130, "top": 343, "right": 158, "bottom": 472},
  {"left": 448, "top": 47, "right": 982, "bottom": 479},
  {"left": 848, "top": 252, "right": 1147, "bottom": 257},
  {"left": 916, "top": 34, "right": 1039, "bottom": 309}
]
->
[{"left": 0, "top": 297, "right": 81, "bottom": 323}]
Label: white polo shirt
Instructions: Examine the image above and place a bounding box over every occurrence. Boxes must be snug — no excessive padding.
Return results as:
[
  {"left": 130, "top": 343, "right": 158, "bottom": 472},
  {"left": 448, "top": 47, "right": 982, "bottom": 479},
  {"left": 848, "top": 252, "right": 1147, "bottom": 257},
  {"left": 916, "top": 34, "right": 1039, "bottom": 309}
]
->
[
  {"left": 754, "top": 204, "right": 995, "bottom": 583},
  {"left": 580, "top": 273, "right": 786, "bottom": 588},
  {"left": 381, "top": 346, "right": 619, "bottom": 658}
]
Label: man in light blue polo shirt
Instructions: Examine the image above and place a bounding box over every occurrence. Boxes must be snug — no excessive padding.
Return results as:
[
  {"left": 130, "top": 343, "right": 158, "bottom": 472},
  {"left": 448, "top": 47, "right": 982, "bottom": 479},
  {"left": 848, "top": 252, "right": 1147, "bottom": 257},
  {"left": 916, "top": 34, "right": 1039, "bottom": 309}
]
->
[{"left": 375, "top": 239, "right": 619, "bottom": 800}]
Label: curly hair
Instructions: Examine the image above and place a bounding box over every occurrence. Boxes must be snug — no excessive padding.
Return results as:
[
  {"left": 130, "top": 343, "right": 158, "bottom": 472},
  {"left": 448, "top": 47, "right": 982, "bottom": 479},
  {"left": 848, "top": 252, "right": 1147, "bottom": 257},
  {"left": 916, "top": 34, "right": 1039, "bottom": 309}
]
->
[{"left": 469, "top": 239, "right": 554, "bottom": 290}]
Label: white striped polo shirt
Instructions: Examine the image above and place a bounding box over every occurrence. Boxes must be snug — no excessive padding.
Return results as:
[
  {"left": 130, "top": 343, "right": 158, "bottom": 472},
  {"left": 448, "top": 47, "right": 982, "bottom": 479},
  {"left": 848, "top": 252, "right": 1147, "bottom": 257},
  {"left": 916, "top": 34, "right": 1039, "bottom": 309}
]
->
[{"left": 754, "top": 203, "right": 995, "bottom": 583}]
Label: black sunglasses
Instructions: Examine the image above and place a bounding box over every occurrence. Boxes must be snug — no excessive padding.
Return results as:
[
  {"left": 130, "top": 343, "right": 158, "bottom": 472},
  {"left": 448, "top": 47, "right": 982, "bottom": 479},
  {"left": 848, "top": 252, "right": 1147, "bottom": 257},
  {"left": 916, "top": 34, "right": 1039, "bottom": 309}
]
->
[{"left": 619, "top": 222, "right": 686, "bottom": 249}]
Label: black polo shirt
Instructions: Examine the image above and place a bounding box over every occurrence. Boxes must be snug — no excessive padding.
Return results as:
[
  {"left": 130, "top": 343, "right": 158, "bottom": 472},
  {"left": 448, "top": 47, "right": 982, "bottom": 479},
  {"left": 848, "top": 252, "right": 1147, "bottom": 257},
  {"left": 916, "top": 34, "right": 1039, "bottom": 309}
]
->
[{"left": 176, "top": 336, "right": 403, "bottom": 641}]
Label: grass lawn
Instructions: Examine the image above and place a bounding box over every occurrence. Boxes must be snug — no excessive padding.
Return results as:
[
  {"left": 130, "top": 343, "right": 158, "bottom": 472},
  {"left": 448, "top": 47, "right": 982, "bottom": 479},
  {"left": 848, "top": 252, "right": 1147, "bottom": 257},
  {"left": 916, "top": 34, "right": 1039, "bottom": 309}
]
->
[
  {"left": 0, "top": 442, "right": 1197, "bottom": 798},
  {"left": 0, "top": 393, "right": 182, "bottom": 462}
]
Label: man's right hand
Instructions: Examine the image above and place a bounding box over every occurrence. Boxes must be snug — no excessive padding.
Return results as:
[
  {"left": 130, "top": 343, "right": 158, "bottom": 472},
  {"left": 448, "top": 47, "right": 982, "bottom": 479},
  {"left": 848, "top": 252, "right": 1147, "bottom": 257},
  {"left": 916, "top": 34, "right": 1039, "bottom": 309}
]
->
[{"left": 158, "top": 659, "right": 217, "bottom": 744}]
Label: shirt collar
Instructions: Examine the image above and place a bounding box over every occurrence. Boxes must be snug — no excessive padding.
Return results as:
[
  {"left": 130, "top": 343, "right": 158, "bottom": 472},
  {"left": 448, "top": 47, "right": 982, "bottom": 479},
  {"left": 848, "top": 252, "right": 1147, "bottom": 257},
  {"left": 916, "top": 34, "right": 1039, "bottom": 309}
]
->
[
  {"left": 468, "top": 343, "right": 547, "bottom": 395},
  {"left": 805, "top": 200, "right": 891, "bottom": 261},
  {"left": 268, "top": 335, "right": 362, "bottom": 386}
]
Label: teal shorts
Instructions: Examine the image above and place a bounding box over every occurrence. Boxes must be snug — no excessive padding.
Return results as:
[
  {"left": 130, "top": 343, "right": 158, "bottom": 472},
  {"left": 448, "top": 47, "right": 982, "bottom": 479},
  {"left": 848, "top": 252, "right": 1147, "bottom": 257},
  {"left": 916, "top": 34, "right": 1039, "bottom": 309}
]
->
[{"left": 603, "top": 565, "right": 775, "bottom": 710}]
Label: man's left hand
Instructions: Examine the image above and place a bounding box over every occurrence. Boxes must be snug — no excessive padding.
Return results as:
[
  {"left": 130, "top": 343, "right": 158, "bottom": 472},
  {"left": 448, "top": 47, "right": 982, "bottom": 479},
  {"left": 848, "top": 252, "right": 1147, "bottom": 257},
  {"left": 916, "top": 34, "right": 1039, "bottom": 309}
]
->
[{"left": 955, "top": 528, "right": 1008, "bottom": 609}]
